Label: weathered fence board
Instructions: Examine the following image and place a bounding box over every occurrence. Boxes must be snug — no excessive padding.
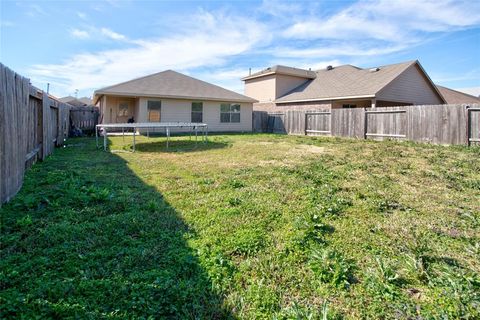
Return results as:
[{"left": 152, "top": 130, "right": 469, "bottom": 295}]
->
[
  {"left": 0, "top": 63, "right": 74, "bottom": 205},
  {"left": 331, "top": 108, "right": 365, "bottom": 138},
  {"left": 70, "top": 106, "right": 99, "bottom": 133},
  {"left": 253, "top": 104, "right": 480, "bottom": 146}
]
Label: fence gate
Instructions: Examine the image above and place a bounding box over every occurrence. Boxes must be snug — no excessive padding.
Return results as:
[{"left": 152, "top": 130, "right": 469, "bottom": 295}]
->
[
  {"left": 267, "top": 113, "right": 286, "bottom": 133},
  {"left": 304, "top": 111, "right": 332, "bottom": 135},
  {"left": 365, "top": 109, "right": 407, "bottom": 139},
  {"left": 466, "top": 107, "right": 480, "bottom": 146}
]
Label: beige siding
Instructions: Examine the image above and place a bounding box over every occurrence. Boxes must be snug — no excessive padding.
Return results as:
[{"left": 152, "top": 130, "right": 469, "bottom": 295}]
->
[
  {"left": 137, "top": 97, "right": 252, "bottom": 132},
  {"left": 276, "top": 75, "right": 310, "bottom": 99},
  {"left": 377, "top": 64, "right": 444, "bottom": 105},
  {"left": 245, "top": 74, "right": 310, "bottom": 103},
  {"left": 103, "top": 96, "right": 135, "bottom": 123},
  {"left": 331, "top": 99, "right": 372, "bottom": 109},
  {"left": 244, "top": 74, "right": 276, "bottom": 102},
  {"left": 268, "top": 102, "right": 331, "bottom": 111}
]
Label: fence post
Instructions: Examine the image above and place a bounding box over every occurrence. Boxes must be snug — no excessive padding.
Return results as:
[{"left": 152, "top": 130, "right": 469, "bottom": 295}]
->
[
  {"left": 466, "top": 105, "right": 470, "bottom": 146},
  {"left": 41, "top": 92, "right": 49, "bottom": 160},
  {"left": 363, "top": 108, "right": 368, "bottom": 139},
  {"left": 304, "top": 112, "right": 308, "bottom": 135}
]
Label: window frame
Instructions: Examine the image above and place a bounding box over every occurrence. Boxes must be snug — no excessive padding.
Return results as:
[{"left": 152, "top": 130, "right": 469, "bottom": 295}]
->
[
  {"left": 118, "top": 101, "right": 130, "bottom": 117},
  {"left": 220, "top": 103, "right": 241, "bottom": 123},
  {"left": 191, "top": 102, "right": 203, "bottom": 123},
  {"left": 147, "top": 100, "right": 162, "bottom": 122}
]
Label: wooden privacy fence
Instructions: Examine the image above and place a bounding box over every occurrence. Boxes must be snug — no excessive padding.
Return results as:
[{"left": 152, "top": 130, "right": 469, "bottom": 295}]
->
[
  {"left": 1, "top": 64, "right": 71, "bottom": 205},
  {"left": 253, "top": 104, "right": 480, "bottom": 146},
  {"left": 70, "top": 106, "right": 99, "bottom": 133}
]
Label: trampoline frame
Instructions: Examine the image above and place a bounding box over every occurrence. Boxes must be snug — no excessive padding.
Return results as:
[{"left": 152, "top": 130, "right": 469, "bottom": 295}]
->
[{"left": 95, "top": 122, "right": 208, "bottom": 152}]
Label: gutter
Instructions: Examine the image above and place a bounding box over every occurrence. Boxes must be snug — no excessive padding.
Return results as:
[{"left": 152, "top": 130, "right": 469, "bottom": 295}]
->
[{"left": 275, "top": 94, "right": 375, "bottom": 104}]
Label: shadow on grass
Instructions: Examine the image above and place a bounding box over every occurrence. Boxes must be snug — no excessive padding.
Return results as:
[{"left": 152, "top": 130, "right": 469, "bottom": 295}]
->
[
  {"left": 0, "top": 138, "right": 233, "bottom": 319},
  {"left": 133, "top": 139, "right": 230, "bottom": 153}
]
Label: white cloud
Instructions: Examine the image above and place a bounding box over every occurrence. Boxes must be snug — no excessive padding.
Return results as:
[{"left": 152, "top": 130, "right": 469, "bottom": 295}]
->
[
  {"left": 194, "top": 68, "right": 251, "bottom": 94},
  {"left": 25, "top": 4, "right": 47, "bottom": 17},
  {"left": 100, "top": 27, "right": 126, "bottom": 41},
  {"left": 278, "top": 43, "right": 411, "bottom": 58},
  {"left": 70, "top": 29, "right": 90, "bottom": 39},
  {"left": 284, "top": 0, "right": 480, "bottom": 41},
  {"left": 0, "top": 20, "right": 15, "bottom": 27},
  {"left": 281, "top": 0, "right": 480, "bottom": 60},
  {"left": 29, "top": 11, "right": 269, "bottom": 97},
  {"left": 77, "top": 12, "right": 87, "bottom": 20},
  {"left": 259, "top": 0, "right": 303, "bottom": 17},
  {"left": 455, "top": 87, "right": 480, "bottom": 97}
]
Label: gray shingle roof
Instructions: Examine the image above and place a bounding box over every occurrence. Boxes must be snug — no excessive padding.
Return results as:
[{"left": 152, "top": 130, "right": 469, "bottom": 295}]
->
[
  {"left": 436, "top": 85, "right": 480, "bottom": 104},
  {"left": 95, "top": 70, "right": 257, "bottom": 103},
  {"left": 275, "top": 60, "right": 418, "bottom": 103}
]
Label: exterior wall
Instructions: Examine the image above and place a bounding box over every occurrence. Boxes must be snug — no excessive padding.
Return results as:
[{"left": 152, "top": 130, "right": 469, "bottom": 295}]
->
[
  {"left": 331, "top": 99, "right": 372, "bottom": 109},
  {"left": 262, "top": 102, "right": 331, "bottom": 112},
  {"left": 244, "top": 74, "right": 276, "bottom": 103},
  {"left": 244, "top": 74, "right": 310, "bottom": 103},
  {"left": 377, "top": 64, "right": 444, "bottom": 105},
  {"left": 275, "top": 75, "right": 310, "bottom": 99},
  {"left": 136, "top": 97, "right": 252, "bottom": 132},
  {"left": 376, "top": 100, "right": 412, "bottom": 107},
  {"left": 102, "top": 96, "right": 135, "bottom": 123}
]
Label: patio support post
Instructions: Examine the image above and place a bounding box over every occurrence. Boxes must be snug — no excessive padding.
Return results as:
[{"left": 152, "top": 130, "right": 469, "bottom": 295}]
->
[{"left": 371, "top": 98, "right": 376, "bottom": 108}]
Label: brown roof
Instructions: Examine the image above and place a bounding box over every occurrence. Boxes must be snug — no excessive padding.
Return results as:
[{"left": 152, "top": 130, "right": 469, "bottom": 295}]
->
[
  {"left": 59, "top": 96, "right": 93, "bottom": 107},
  {"left": 242, "top": 65, "right": 317, "bottom": 81},
  {"left": 436, "top": 85, "right": 480, "bottom": 104},
  {"left": 95, "top": 70, "right": 256, "bottom": 103},
  {"left": 275, "top": 61, "right": 419, "bottom": 103}
]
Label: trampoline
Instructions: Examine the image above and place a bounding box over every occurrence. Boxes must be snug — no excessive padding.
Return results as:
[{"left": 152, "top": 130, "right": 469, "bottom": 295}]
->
[{"left": 95, "top": 122, "right": 208, "bottom": 152}]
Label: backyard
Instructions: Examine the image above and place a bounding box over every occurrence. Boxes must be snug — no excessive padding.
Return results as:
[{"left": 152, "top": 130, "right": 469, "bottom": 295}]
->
[{"left": 1, "top": 134, "right": 479, "bottom": 319}]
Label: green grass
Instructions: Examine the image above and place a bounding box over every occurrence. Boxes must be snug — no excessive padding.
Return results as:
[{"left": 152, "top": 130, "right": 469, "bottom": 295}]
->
[{"left": 1, "top": 134, "right": 479, "bottom": 319}]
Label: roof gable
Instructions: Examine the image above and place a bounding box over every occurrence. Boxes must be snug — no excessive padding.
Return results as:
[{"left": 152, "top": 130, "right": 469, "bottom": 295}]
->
[
  {"left": 95, "top": 70, "right": 256, "bottom": 103},
  {"left": 377, "top": 62, "right": 446, "bottom": 104}
]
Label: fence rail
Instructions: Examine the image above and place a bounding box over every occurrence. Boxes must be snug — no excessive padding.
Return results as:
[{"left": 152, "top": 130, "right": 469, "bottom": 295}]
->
[
  {"left": 253, "top": 104, "right": 480, "bottom": 146},
  {"left": 0, "top": 63, "right": 98, "bottom": 205}
]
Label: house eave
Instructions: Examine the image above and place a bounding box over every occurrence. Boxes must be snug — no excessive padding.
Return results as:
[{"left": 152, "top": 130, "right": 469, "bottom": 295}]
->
[
  {"left": 275, "top": 94, "right": 376, "bottom": 104},
  {"left": 93, "top": 91, "right": 258, "bottom": 103}
]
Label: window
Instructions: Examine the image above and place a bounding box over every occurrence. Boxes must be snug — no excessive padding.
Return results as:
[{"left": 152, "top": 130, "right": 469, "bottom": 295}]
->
[
  {"left": 191, "top": 102, "right": 203, "bottom": 123},
  {"left": 342, "top": 104, "right": 357, "bottom": 109},
  {"left": 118, "top": 102, "right": 130, "bottom": 116},
  {"left": 220, "top": 103, "right": 241, "bottom": 123},
  {"left": 148, "top": 100, "right": 161, "bottom": 122}
]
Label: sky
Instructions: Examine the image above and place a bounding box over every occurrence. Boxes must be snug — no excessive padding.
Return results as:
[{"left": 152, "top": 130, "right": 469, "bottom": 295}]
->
[{"left": 1, "top": 0, "right": 479, "bottom": 99}]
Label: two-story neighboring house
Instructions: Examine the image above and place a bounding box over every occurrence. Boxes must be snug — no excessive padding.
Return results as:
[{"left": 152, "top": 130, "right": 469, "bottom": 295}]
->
[{"left": 242, "top": 60, "right": 447, "bottom": 112}]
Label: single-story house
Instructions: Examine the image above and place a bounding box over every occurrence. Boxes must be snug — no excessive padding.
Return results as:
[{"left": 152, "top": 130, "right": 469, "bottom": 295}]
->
[
  {"left": 435, "top": 85, "right": 480, "bottom": 104},
  {"left": 94, "top": 70, "right": 257, "bottom": 132},
  {"left": 242, "top": 60, "right": 448, "bottom": 112}
]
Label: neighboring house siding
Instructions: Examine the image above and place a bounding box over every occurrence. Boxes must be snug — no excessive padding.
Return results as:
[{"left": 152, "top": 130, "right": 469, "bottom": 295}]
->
[
  {"left": 136, "top": 97, "right": 252, "bottom": 132},
  {"left": 275, "top": 75, "right": 310, "bottom": 100},
  {"left": 245, "top": 74, "right": 310, "bottom": 103},
  {"left": 244, "top": 74, "right": 276, "bottom": 103},
  {"left": 377, "top": 64, "right": 443, "bottom": 105},
  {"left": 264, "top": 102, "right": 331, "bottom": 112},
  {"left": 331, "top": 99, "right": 372, "bottom": 109}
]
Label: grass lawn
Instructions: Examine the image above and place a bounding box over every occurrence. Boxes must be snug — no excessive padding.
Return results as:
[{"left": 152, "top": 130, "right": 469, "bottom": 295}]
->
[{"left": 1, "top": 134, "right": 479, "bottom": 319}]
